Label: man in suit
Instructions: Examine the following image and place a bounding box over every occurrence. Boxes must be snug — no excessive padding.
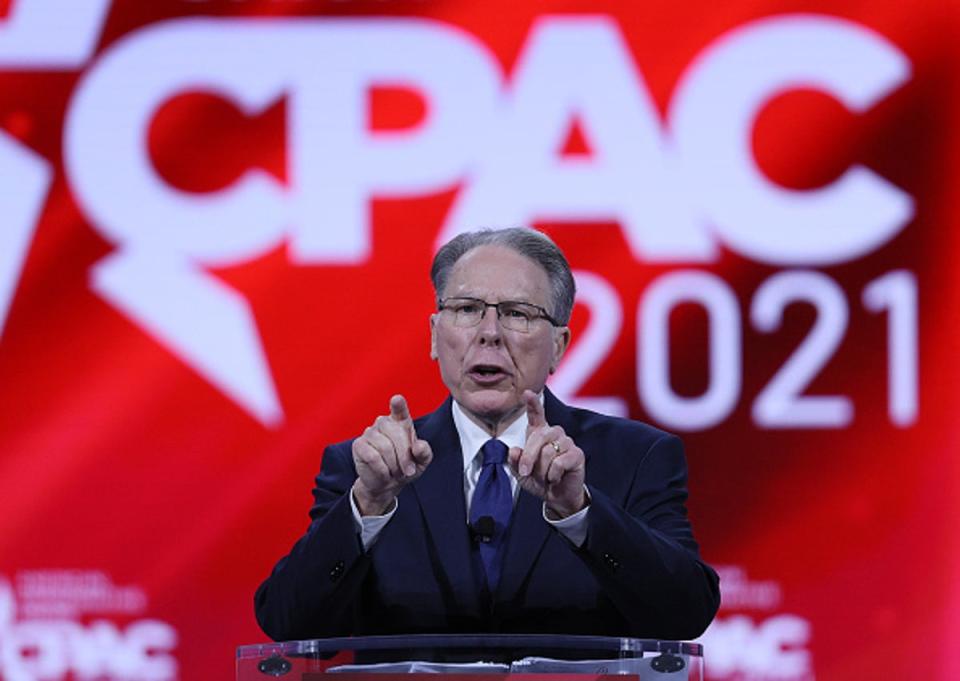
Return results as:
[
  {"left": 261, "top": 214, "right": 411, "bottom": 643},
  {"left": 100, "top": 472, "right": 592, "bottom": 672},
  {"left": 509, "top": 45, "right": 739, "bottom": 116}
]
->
[{"left": 255, "top": 228, "right": 720, "bottom": 641}]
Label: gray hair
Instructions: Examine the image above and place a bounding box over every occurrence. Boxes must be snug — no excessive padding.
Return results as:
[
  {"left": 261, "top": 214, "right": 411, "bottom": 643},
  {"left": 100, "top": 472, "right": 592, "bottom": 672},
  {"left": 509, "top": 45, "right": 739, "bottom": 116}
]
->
[{"left": 430, "top": 227, "right": 576, "bottom": 325}]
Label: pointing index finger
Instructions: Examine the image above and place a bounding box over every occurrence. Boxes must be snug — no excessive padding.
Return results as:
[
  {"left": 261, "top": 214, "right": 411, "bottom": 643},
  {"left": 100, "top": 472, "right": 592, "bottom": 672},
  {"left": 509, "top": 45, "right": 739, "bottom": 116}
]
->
[
  {"left": 524, "top": 390, "right": 547, "bottom": 429},
  {"left": 389, "top": 394, "right": 412, "bottom": 423},
  {"left": 389, "top": 394, "right": 417, "bottom": 475}
]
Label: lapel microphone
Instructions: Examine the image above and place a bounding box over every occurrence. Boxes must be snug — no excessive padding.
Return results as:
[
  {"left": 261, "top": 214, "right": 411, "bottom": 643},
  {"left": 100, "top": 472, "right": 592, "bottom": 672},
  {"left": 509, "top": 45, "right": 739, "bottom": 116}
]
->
[{"left": 470, "top": 515, "right": 495, "bottom": 543}]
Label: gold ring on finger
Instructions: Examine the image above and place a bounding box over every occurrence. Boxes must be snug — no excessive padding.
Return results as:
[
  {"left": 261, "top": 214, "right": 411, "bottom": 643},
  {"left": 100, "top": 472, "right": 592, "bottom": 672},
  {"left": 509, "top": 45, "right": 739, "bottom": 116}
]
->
[{"left": 551, "top": 440, "right": 561, "bottom": 453}]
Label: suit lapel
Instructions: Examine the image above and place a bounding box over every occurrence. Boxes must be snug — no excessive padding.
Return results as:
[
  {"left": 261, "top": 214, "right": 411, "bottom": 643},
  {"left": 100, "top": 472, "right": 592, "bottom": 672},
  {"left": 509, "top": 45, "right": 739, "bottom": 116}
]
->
[
  {"left": 410, "top": 392, "right": 585, "bottom": 610},
  {"left": 495, "top": 488, "right": 550, "bottom": 603},
  {"left": 410, "top": 399, "right": 482, "bottom": 615},
  {"left": 496, "top": 389, "right": 583, "bottom": 603}
]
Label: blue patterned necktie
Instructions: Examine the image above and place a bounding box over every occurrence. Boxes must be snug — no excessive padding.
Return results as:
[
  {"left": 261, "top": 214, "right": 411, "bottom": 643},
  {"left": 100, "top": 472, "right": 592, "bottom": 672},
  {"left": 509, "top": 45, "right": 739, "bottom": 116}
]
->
[{"left": 470, "top": 438, "right": 513, "bottom": 593}]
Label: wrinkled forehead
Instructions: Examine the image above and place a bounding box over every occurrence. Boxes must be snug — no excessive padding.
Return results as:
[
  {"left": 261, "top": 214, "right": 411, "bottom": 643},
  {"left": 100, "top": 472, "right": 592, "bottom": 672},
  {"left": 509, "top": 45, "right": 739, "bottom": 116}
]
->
[{"left": 442, "top": 245, "right": 552, "bottom": 304}]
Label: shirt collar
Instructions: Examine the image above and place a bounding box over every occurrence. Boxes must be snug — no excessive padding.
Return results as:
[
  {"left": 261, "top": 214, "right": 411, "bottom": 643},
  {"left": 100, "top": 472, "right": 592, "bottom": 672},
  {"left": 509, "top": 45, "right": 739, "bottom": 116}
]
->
[{"left": 451, "top": 394, "right": 543, "bottom": 472}]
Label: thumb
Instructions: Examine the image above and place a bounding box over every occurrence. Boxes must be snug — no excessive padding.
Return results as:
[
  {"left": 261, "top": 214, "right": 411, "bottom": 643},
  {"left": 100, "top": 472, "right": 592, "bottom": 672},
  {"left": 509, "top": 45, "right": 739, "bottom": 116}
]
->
[
  {"left": 507, "top": 445, "right": 523, "bottom": 471},
  {"left": 412, "top": 439, "right": 433, "bottom": 467}
]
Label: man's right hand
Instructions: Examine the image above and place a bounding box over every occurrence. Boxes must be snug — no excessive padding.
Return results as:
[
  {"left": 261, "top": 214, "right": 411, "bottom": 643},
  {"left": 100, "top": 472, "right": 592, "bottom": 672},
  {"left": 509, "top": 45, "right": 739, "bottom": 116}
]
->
[{"left": 351, "top": 395, "right": 433, "bottom": 516}]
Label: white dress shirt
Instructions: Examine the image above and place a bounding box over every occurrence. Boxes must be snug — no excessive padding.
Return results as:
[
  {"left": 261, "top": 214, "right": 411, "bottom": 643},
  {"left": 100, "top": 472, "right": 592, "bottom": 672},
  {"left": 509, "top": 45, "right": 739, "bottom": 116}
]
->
[{"left": 350, "top": 395, "right": 590, "bottom": 550}]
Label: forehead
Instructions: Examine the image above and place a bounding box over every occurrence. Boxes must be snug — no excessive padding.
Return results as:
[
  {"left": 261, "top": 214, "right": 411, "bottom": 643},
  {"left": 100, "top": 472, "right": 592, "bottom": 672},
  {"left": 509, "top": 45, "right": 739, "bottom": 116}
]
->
[{"left": 443, "top": 244, "right": 552, "bottom": 303}]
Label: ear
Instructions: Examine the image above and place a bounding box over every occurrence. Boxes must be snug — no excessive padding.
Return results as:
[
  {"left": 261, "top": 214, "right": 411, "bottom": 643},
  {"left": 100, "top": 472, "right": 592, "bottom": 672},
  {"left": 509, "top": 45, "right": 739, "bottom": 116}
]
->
[
  {"left": 429, "top": 313, "right": 439, "bottom": 360},
  {"left": 549, "top": 326, "right": 571, "bottom": 374}
]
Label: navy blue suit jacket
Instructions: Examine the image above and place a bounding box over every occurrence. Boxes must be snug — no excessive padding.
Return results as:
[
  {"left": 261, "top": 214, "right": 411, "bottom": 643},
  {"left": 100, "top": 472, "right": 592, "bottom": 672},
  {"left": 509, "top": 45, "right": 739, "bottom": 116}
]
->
[{"left": 255, "top": 391, "right": 720, "bottom": 641}]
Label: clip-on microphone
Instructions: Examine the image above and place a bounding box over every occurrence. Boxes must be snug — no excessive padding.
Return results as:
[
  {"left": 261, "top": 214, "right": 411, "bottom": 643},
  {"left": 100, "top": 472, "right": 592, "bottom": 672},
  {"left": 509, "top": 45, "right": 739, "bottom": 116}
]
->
[{"left": 470, "top": 515, "right": 495, "bottom": 543}]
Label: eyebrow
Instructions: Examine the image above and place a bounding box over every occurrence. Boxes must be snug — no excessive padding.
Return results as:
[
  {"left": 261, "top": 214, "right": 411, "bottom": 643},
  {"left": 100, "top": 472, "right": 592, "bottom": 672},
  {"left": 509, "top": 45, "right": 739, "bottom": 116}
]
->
[{"left": 448, "top": 295, "right": 540, "bottom": 305}]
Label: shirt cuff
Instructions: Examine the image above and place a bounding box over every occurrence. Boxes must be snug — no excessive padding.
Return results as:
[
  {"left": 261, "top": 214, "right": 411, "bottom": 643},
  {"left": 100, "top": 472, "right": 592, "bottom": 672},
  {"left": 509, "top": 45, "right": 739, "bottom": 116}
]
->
[
  {"left": 350, "top": 490, "right": 398, "bottom": 551},
  {"left": 542, "top": 487, "right": 591, "bottom": 548}
]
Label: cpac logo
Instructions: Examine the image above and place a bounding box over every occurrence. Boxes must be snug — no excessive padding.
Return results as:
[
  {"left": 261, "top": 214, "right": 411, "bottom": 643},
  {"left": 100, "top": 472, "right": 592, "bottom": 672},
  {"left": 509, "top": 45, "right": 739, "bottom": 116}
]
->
[
  {"left": 0, "top": 575, "right": 177, "bottom": 681},
  {"left": 698, "top": 567, "right": 813, "bottom": 680},
  {"left": 700, "top": 614, "right": 813, "bottom": 681},
  {"left": 0, "top": 0, "right": 110, "bottom": 351},
  {"left": 0, "top": 3, "right": 912, "bottom": 425}
]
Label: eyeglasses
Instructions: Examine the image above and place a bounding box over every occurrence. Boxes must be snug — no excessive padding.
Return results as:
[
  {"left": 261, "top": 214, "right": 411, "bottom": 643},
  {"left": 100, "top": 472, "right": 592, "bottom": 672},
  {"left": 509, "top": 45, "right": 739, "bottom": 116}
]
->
[{"left": 438, "top": 297, "right": 561, "bottom": 333}]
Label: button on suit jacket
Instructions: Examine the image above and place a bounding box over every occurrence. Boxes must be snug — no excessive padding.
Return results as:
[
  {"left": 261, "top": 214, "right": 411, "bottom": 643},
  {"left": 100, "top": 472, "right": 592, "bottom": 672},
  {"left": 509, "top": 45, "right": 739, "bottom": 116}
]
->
[{"left": 255, "top": 390, "right": 720, "bottom": 641}]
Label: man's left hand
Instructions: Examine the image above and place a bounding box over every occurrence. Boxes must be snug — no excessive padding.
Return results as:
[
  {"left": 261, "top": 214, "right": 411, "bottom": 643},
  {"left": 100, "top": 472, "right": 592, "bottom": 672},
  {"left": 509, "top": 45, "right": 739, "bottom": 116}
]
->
[{"left": 508, "top": 390, "right": 587, "bottom": 518}]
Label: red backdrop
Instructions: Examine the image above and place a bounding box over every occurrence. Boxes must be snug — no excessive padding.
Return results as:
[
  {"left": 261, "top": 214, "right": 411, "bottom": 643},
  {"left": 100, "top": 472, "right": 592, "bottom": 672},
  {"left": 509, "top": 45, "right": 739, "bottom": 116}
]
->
[{"left": 1, "top": 1, "right": 958, "bottom": 680}]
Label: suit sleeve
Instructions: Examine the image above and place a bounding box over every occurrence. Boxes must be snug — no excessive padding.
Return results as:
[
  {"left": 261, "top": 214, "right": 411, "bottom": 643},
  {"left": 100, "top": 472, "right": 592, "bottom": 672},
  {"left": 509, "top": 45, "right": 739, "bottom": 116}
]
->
[
  {"left": 254, "top": 442, "right": 369, "bottom": 641},
  {"left": 579, "top": 433, "right": 720, "bottom": 639}
]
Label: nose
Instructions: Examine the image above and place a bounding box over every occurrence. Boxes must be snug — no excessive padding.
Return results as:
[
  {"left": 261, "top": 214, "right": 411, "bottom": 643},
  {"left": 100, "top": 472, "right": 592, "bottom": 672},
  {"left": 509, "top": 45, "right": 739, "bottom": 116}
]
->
[{"left": 476, "top": 304, "right": 502, "bottom": 346}]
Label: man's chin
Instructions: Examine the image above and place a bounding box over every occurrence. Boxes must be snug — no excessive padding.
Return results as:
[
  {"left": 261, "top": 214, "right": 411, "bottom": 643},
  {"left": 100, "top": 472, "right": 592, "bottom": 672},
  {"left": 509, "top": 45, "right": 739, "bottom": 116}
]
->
[{"left": 459, "top": 394, "right": 523, "bottom": 432}]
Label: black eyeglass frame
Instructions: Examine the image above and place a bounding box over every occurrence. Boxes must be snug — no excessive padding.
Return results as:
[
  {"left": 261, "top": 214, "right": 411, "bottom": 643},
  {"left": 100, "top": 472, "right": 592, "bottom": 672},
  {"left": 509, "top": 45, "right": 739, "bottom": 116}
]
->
[{"left": 437, "top": 296, "right": 563, "bottom": 330}]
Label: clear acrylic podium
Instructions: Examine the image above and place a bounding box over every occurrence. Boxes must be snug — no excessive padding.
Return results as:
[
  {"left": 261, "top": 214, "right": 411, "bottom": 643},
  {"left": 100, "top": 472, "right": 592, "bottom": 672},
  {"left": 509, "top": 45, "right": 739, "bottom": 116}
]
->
[{"left": 237, "top": 635, "right": 703, "bottom": 681}]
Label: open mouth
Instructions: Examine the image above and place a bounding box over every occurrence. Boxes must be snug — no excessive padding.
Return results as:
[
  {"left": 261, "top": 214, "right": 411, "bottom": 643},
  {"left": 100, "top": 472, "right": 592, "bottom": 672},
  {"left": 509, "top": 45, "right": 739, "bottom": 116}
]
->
[{"left": 468, "top": 364, "right": 509, "bottom": 383}]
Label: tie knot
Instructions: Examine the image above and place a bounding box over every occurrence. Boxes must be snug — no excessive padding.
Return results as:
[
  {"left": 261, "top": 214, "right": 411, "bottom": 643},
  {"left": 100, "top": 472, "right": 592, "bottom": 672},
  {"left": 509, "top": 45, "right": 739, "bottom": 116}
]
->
[{"left": 480, "top": 439, "right": 507, "bottom": 466}]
